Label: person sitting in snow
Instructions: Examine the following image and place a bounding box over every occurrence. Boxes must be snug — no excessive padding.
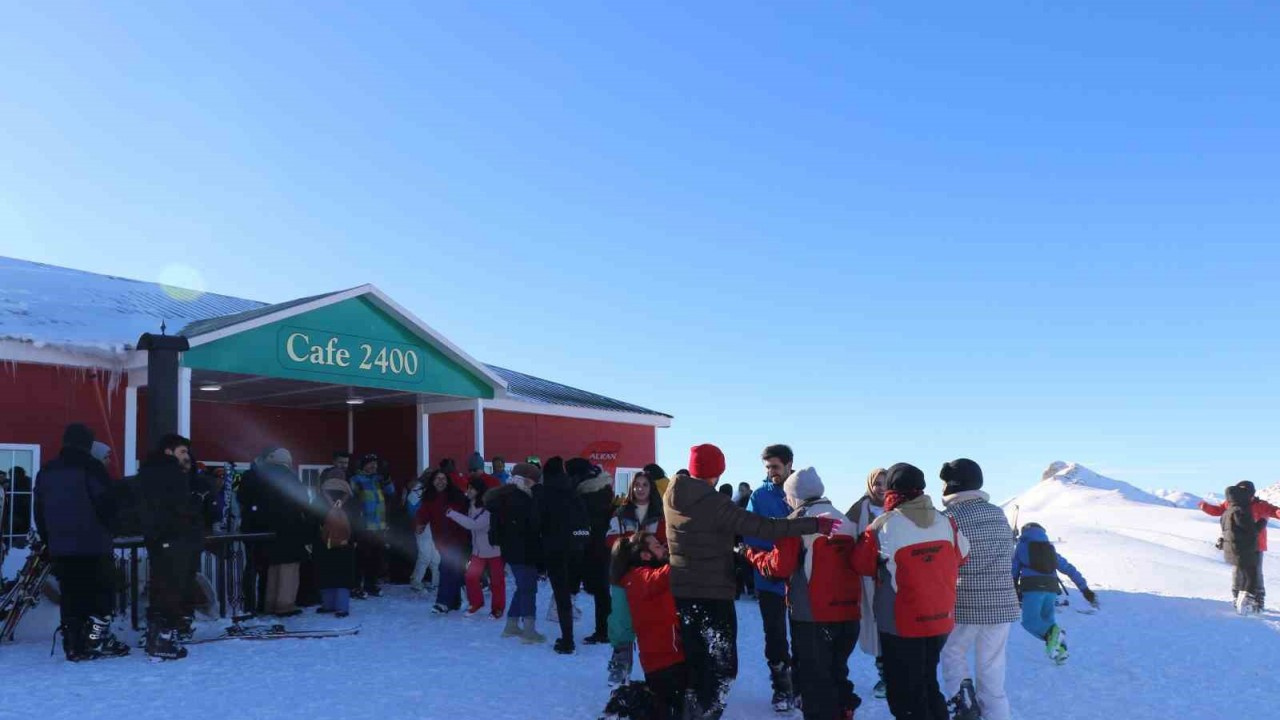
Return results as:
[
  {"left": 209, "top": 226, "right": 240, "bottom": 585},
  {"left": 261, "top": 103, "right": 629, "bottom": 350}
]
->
[
  {"left": 1219, "top": 484, "right": 1264, "bottom": 614},
  {"left": 1198, "top": 480, "right": 1279, "bottom": 610},
  {"left": 1011, "top": 522, "right": 1096, "bottom": 664}
]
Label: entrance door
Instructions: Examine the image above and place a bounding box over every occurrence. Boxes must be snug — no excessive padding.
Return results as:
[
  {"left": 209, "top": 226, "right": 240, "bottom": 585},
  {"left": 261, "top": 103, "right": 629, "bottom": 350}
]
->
[{"left": 0, "top": 444, "right": 40, "bottom": 547}]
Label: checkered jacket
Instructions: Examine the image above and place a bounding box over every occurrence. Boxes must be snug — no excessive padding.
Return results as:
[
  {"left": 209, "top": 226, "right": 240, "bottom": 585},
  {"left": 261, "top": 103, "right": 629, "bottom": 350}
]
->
[{"left": 942, "top": 491, "right": 1021, "bottom": 625}]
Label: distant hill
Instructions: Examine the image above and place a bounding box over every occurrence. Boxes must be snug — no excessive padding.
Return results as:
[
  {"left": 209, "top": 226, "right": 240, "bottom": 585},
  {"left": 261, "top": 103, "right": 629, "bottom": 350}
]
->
[{"left": 1151, "top": 489, "right": 1204, "bottom": 509}]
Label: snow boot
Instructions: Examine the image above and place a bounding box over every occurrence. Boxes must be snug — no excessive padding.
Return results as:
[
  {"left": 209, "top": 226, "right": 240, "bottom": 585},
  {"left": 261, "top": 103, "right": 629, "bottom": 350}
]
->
[
  {"left": 85, "top": 616, "right": 130, "bottom": 658},
  {"left": 768, "top": 661, "right": 794, "bottom": 712},
  {"left": 584, "top": 630, "right": 610, "bottom": 645},
  {"left": 607, "top": 645, "right": 634, "bottom": 687},
  {"left": 947, "top": 678, "right": 981, "bottom": 720},
  {"left": 520, "top": 618, "right": 547, "bottom": 645},
  {"left": 145, "top": 625, "right": 188, "bottom": 661},
  {"left": 554, "top": 637, "right": 576, "bottom": 655},
  {"left": 502, "top": 616, "right": 522, "bottom": 638}
]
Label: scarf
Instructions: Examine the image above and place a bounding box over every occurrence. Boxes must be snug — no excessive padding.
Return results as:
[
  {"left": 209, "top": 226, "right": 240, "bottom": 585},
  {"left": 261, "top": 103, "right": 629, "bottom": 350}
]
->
[{"left": 884, "top": 488, "right": 923, "bottom": 513}]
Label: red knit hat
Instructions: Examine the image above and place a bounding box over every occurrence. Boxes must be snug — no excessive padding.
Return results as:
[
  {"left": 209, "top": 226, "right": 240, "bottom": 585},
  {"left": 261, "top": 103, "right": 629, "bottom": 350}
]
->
[{"left": 688, "top": 443, "right": 726, "bottom": 480}]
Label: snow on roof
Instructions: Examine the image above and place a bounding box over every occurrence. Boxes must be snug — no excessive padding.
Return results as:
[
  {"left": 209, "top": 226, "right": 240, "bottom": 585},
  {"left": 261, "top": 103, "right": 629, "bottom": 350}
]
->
[{"left": 0, "top": 256, "right": 263, "bottom": 358}]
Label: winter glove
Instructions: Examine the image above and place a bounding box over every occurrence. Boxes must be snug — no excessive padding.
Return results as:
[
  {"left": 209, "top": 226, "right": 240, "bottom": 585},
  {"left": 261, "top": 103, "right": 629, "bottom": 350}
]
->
[
  {"left": 1214, "top": 537, "right": 1225, "bottom": 550},
  {"left": 816, "top": 515, "right": 841, "bottom": 537},
  {"left": 1082, "top": 588, "right": 1099, "bottom": 607}
]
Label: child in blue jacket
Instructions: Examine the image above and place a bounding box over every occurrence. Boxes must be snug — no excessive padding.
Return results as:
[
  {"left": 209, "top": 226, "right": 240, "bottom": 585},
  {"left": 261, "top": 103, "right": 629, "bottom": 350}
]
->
[{"left": 1012, "top": 523, "right": 1097, "bottom": 664}]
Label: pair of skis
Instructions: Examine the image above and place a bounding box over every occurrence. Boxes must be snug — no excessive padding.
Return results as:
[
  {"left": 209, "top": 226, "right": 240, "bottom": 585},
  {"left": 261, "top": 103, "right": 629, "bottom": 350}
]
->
[
  {"left": 185, "top": 620, "right": 359, "bottom": 644},
  {"left": 0, "top": 540, "right": 52, "bottom": 643}
]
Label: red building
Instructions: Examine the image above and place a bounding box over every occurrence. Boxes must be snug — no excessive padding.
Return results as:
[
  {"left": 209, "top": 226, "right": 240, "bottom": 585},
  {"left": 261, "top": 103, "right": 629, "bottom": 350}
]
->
[{"left": 0, "top": 257, "right": 670, "bottom": 542}]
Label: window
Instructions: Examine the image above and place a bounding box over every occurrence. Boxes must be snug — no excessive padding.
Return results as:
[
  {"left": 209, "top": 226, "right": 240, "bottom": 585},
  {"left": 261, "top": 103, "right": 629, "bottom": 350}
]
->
[{"left": 1, "top": 444, "right": 41, "bottom": 547}]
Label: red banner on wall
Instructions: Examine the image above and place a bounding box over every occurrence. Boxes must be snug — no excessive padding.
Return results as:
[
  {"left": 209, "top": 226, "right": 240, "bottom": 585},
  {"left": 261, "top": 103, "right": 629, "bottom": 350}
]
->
[{"left": 581, "top": 440, "right": 623, "bottom": 476}]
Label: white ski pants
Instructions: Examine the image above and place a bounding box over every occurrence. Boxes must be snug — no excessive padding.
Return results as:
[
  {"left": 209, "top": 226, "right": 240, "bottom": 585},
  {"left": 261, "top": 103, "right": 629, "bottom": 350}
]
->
[
  {"left": 940, "top": 622, "right": 1012, "bottom": 720},
  {"left": 412, "top": 526, "right": 440, "bottom": 588}
]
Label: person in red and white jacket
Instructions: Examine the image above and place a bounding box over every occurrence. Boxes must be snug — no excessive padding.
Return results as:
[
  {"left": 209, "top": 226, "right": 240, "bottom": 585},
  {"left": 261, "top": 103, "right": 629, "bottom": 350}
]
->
[
  {"left": 852, "top": 463, "right": 969, "bottom": 720},
  {"left": 742, "top": 467, "right": 862, "bottom": 720},
  {"left": 1200, "top": 480, "right": 1280, "bottom": 608},
  {"left": 616, "top": 531, "right": 687, "bottom": 720}
]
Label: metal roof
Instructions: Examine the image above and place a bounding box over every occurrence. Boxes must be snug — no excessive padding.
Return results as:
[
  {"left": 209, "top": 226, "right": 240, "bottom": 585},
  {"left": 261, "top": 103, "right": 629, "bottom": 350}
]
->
[
  {"left": 0, "top": 256, "right": 668, "bottom": 418},
  {"left": 486, "top": 365, "right": 671, "bottom": 418}
]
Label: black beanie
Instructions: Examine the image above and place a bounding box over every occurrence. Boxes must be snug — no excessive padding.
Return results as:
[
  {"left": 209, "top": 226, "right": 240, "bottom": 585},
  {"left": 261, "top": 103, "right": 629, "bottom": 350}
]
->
[
  {"left": 885, "top": 463, "right": 925, "bottom": 494},
  {"left": 1236, "top": 480, "right": 1256, "bottom": 496},
  {"left": 62, "top": 423, "right": 95, "bottom": 452},
  {"left": 940, "top": 458, "right": 984, "bottom": 496},
  {"left": 565, "top": 457, "right": 598, "bottom": 479},
  {"left": 643, "top": 463, "right": 667, "bottom": 480}
]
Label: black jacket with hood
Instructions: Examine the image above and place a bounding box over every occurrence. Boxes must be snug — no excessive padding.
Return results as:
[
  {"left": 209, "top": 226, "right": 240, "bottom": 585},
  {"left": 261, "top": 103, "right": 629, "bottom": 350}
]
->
[{"left": 1222, "top": 485, "right": 1261, "bottom": 567}]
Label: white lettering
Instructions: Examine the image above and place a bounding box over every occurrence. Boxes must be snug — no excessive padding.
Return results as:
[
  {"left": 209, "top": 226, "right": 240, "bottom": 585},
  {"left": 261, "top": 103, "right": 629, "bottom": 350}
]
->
[
  {"left": 286, "top": 332, "right": 310, "bottom": 362},
  {"left": 335, "top": 348, "right": 351, "bottom": 367},
  {"left": 325, "top": 336, "right": 341, "bottom": 366}
]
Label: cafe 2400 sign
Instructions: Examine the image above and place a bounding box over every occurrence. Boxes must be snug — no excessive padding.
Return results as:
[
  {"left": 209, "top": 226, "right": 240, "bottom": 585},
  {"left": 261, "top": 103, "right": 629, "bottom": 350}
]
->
[{"left": 280, "top": 327, "right": 423, "bottom": 382}]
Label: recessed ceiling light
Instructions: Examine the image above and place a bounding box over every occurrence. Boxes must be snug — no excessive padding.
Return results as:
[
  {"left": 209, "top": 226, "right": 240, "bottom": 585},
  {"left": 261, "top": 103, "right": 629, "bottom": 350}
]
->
[
  {"left": 345, "top": 398, "right": 365, "bottom": 405},
  {"left": 198, "top": 383, "right": 222, "bottom": 392}
]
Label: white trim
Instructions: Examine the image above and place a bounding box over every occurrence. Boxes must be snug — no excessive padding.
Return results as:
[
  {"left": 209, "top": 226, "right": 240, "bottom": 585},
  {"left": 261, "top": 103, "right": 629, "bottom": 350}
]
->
[
  {"left": 178, "top": 367, "right": 192, "bottom": 437},
  {"left": 416, "top": 403, "right": 429, "bottom": 475},
  {"left": 347, "top": 406, "right": 355, "bottom": 454},
  {"left": 0, "top": 443, "right": 41, "bottom": 543},
  {"left": 0, "top": 340, "right": 124, "bottom": 369},
  {"left": 473, "top": 398, "right": 485, "bottom": 457},
  {"left": 422, "top": 397, "right": 671, "bottom": 428},
  {"left": 180, "top": 284, "right": 508, "bottom": 396},
  {"left": 124, "top": 385, "right": 138, "bottom": 476}
]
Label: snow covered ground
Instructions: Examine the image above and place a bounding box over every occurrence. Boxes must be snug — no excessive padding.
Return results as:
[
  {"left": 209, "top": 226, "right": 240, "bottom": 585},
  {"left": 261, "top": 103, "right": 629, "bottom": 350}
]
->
[{"left": 2, "top": 464, "right": 1278, "bottom": 720}]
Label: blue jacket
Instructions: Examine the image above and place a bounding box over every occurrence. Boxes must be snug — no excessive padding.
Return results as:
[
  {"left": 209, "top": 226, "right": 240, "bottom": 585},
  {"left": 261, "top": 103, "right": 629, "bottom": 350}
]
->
[
  {"left": 745, "top": 479, "right": 790, "bottom": 595},
  {"left": 1012, "top": 525, "right": 1090, "bottom": 595},
  {"left": 34, "top": 447, "right": 116, "bottom": 557}
]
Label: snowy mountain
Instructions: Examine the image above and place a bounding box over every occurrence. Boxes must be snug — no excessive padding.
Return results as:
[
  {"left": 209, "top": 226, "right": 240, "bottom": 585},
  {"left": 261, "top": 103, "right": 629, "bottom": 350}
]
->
[
  {"left": 1260, "top": 481, "right": 1280, "bottom": 506},
  {"left": 1150, "top": 488, "right": 1203, "bottom": 509},
  {"left": 1026, "top": 461, "right": 1176, "bottom": 510}
]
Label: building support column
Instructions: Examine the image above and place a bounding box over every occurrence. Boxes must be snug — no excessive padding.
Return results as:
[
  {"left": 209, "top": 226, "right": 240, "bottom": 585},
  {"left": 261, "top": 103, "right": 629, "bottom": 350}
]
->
[
  {"left": 177, "top": 366, "right": 192, "bottom": 438},
  {"left": 473, "top": 398, "right": 485, "bottom": 457},
  {"left": 417, "top": 402, "right": 430, "bottom": 473},
  {"left": 347, "top": 405, "right": 355, "bottom": 454},
  {"left": 124, "top": 384, "right": 138, "bottom": 476}
]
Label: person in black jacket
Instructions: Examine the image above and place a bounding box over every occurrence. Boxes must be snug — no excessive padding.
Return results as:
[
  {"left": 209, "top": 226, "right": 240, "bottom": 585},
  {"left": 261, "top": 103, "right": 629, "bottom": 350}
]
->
[
  {"left": 137, "top": 433, "right": 202, "bottom": 660},
  {"left": 1222, "top": 483, "right": 1263, "bottom": 614},
  {"left": 254, "top": 447, "right": 310, "bottom": 617},
  {"left": 33, "top": 423, "right": 129, "bottom": 661},
  {"left": 539, "top": 457, "right": 590, "bottom": 654},
  {"left": 485, "top": 462, "right": 545, "bottom": 643},
  {"left": 568, "top": 457, "right": 616, "bottom": 646}
]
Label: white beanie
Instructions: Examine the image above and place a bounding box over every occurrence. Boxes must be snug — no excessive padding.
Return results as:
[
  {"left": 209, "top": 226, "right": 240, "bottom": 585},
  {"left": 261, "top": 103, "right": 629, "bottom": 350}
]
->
[
  {"left": 90, "top": 441, "right": 112, "bottom": 462},
  {"left": 261, "top": 447, "right": 294, "bottom": 469},
  {"left": 783, "top": 467, "right": 824, "bottom": 504}
]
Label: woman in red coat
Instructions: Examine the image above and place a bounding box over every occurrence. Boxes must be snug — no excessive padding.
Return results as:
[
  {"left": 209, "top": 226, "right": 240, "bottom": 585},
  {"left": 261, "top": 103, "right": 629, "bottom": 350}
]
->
[
  {"left": 618, "top": 532, "right": 687, "bottom": 720},
  {"left": 415, "top": 473, "right": 469, "bottom": 614}
]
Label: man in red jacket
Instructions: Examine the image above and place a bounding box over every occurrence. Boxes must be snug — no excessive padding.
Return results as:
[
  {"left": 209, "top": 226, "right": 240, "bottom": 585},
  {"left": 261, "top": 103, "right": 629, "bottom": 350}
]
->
[
  {"left": 1200, "top": 481, "right": 1280, "bottom": 608},
  {"left": 743, "top": 467, "right": 862, "bottom": 720},
  {"left": 852, "top": 463, "right": 969, "bottom": 720}
]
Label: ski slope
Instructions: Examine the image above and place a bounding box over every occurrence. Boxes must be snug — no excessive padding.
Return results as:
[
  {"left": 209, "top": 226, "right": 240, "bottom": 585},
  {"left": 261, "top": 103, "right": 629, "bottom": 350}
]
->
[{"left": 1, "top": 465, "right": 1277, "bottom": 719}]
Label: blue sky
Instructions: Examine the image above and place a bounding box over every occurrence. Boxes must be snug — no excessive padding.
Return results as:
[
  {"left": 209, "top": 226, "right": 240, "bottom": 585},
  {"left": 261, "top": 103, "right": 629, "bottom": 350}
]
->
[{"left": 2, "top": 2, "right": 1277, "bottom": 507}]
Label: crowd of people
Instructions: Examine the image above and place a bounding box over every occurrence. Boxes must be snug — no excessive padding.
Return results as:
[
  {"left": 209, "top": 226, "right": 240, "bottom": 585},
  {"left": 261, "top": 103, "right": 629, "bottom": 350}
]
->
[{"left": 26, "top": 422, "right": 1186, "bottom": 720}]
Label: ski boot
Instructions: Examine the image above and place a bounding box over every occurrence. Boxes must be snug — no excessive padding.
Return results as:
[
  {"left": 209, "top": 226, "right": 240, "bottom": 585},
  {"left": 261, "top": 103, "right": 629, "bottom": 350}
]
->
[
  {"left": 145, "top": 624, "right": 189, "bottom": 661},
  {"left": 57, "top": 619, "right": 86, "bottom": 661},
  {"left": 607, "top": 644, "right": 634, "bottom": 687},
  {"left": 85, "top": 616, "right": 130, "bottom": 658},
  {"left": 1045, "top": 625, "right": 1069, "bottom": 664},
  {"left": 873, "top": 657, "right": 887, "bottom": 699},
  {"left": 1235, "top": 592, "right": 1261, "bottom": 616},
  {"left": 768, "top": 661, "right": 794, "bottom": 712},
  {"left": 947, "top": 678, "right": 981, "bottom": 720},
  {"left": 553, "top": 637, "right": 576, "bottom": 655},
  {"left": 177, "top": 615, "right": 196, "bottom": 643}
]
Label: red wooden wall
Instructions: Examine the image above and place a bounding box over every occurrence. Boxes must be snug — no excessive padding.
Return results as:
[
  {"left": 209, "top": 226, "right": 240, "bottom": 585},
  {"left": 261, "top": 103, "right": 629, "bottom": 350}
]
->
[
  {"left": 482, "top": 410, "right": 657, "bottom": 468},
  {"left": 190, "top": 401, "right": 347, "bottom": 467},
  {"left": 427, "top": 410, "right": 475, "bottom": 471},
  {"left": 353, "top": 405, "right": 417, "bottom": 490},
  {"left": 0, "top": 362, "right": 126, "bottom": 477}
]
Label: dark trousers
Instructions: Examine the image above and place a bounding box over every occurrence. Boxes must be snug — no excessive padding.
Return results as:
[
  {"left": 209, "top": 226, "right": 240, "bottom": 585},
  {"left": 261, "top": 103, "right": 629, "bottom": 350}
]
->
[
  {"left": 357, "top": 530, "right": 385, "bottom": 592},
  {"left": 434, "top": 545, "right": 466, "bottom": 610},
  {"left": 880, "top": 632, "right": 949, "bottom": 720},
  {"left": 52, "top": 555, "right": 115, "bottom": 624},
  {"left": 582, "top": 542, "right": 612, "bottom": 636},
  {"left": 1233, "top": 557, "right": 1261, "bottom": 598},
  {"left": 676, "top": 598, "right": 738, "bottom": 719},
  {"left": 148, "top": 542, "right": 196, "bottom": 627},
  {"left": 547, "top": 553, "right": 582, "bottom": 642},
  {"left": 758, "top": 590, "right": 792, "bottom": 681},
  {"left": 646, "top": 662, "right": 690, "bottom": 720},
  {"left": 791, "top": 620, "right": 860, "bottom": 720}
]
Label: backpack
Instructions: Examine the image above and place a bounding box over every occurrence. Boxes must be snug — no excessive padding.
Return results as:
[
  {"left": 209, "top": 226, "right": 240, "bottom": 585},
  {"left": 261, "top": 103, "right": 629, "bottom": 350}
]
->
[
  {"left": 322, "top": 500, "right": 352, "bottom": 548},
  {"left": 1027, "top": 540, "right": 1058, "bottom": 574}
]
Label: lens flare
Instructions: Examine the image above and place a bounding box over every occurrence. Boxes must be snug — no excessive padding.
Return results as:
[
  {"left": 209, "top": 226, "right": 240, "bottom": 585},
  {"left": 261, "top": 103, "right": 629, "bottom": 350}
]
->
[{"left": 158, "top": 264, "right": 206, "bottom": 302}]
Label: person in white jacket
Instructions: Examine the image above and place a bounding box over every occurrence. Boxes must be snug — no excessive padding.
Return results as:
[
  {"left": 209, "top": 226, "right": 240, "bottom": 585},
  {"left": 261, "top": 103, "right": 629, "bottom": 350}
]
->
[
  {"left": 409, "top": 470, "right": 443, "bottom": 592},
  {"left": 447, "top": 478, "right": 505, "bottom": 619},
  {"left": 844, "top": 467, "right": 888, "bottom": 700}
]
